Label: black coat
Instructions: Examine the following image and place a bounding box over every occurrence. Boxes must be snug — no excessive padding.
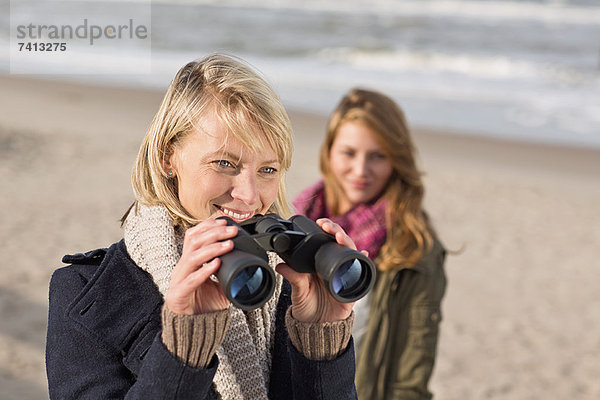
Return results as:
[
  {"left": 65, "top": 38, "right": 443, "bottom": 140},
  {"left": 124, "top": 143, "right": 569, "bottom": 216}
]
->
[{"left": 46, "top": 240, "right": 357, "bottom": 399}]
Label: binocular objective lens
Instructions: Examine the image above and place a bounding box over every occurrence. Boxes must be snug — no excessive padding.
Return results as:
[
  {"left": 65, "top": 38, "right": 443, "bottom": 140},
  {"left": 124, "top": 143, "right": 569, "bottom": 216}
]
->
[
  {"left": 231, "top": 266, "right": 264, "bottom": 300},
  {"left": 332, "top": 258, "right": 363, "bottom": 295}
]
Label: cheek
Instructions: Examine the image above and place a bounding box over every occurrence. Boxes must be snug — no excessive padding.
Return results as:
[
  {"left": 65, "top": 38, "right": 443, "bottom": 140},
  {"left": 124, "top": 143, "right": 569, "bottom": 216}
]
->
[
  {"left": 176, "top": 176, "right": 194, "bottom": 206},
  {"left": 259, "top": 179, "right": 281, "bottom": 208},
  {"left": 178, "top": 171, "right": 228, "bottom": 209},
  {"left": 203, "top": 174, "right": 235, "bottom": 203},
  {"left": 375, "top": 163, "right": 394, "bottom": 187},
  {"left": 329, "top": 154, "right": 348, "bottom": 178}
]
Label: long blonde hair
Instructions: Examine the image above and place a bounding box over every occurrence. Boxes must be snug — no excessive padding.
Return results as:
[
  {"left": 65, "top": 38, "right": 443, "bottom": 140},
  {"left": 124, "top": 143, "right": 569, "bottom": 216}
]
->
[
  {"left": 127, "top": 53, "right": 294, "bottom": 227},
  {"left": 320, "top": 88, "right": 434, "bottom": 270}
]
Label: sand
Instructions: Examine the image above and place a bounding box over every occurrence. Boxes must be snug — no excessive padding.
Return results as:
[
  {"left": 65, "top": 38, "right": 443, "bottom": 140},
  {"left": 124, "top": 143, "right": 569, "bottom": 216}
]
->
[{"left": 1, "top": 75, "right": 599, "bottom": 400}]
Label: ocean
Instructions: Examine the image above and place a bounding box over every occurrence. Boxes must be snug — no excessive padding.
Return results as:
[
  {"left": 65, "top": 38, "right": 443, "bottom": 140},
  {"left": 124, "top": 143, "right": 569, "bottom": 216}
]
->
[{"left": 2, "top": 0, "right": 600, "bottom": 148}]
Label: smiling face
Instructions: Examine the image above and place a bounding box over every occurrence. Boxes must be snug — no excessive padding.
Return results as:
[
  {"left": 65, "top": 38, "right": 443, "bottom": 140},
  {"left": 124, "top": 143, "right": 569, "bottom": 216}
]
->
[
  {"left": 165, "top": 112, "right": 281, "bottom": 223},
  {"left": 329, "top": 121, "right": 393, "bottom": 214}
]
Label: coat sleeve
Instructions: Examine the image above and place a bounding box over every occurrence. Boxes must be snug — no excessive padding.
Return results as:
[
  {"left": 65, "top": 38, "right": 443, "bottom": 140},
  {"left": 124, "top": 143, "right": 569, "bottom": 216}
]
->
[
  {"left": 46, "top": 267, "right": 218, "bottom": 400},
  {"left": 268, "top": 280, "right": 358, "bottom": 400},
  {"left": 288, "top": 338, "right": 358, "bottom": 400}
]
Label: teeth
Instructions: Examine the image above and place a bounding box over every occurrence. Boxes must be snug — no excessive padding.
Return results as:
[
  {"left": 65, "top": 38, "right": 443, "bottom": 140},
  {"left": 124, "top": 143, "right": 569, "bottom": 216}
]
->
[{"left": 221, "top": 207, "right": 250, "bottom": 220}]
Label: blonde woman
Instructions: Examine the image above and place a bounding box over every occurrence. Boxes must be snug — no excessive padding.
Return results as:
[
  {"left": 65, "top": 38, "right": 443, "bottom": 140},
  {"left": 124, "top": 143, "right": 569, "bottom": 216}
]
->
[
  {"left": 294, "top": 88, "right": 447, "bottom": 400},
  {"left": 46, "top": 54, "right": 359, "bottom": 399}
]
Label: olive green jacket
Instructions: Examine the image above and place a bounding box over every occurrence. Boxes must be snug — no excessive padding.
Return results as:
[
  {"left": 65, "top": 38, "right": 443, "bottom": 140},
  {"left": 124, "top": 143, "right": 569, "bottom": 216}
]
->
[{"left": 356, "top": 239, "right": 447, "bottom": 400}]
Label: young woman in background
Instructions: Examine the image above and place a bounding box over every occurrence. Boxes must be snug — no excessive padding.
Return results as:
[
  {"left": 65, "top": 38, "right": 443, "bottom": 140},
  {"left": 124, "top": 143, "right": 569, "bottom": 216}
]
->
[{"left": 294, "top": 88, "right": 447, "bottom": 400}]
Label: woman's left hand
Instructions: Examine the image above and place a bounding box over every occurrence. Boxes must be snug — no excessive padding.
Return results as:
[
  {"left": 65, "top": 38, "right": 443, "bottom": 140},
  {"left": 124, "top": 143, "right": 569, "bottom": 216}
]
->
[{"left": 275, "top": 218, "right": 366, "bottom": 323}]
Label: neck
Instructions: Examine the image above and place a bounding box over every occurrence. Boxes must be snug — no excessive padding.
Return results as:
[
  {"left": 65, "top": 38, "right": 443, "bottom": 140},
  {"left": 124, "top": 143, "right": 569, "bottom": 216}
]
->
[{"left": 336, "top": 198, "right": 354, "bottom": 216}]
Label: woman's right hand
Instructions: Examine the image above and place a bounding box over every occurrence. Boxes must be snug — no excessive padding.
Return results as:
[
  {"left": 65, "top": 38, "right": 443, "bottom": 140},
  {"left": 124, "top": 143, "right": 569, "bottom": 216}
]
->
[{"left": 165, "top": 218, "right": 238, "bottom": 315}]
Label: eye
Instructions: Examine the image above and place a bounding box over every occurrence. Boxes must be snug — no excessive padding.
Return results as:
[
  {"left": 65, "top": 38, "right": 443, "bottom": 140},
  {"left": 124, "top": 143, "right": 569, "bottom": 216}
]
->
[
  {"left": 342, "top": 149, "right": 355, "bottom": 157},
  {"left": 213, "top": 160, "right": 235, "bottom": 170},
  {"left": 371, "top": 152, "right": 387, "bottom": 160},
  {"left": 259, "top": 166, "right": 278, "bottom": 175}
]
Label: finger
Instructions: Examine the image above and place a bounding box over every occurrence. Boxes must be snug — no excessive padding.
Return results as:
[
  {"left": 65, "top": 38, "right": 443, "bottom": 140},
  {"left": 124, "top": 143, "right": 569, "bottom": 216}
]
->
[
  {"left": 187, "top": 217, "right": 227, "bottom": 234},
  {"left": 171, "top": 240, "right": 234, "bottom": 283},
  {"left": 275, "top": 263, "right": 309, "bottom": 293},
  {"left": 167, "top": 258, "right": 223, "bottom": 312},
  {"left": 182, "top": 258, "right": 222, "bottom": 293},
  {"left": 361, "top": 249, "right": 370, "bottom": 257},
  {"left": 188, "top": 240, "right": 234, "bottom": 270},
  {"left": 316, "top": 219, "right": 357, "bottom": 249},
  {"left": 316, "top": 219, "right": 344, "bottom": 237},
  {"left": 315, "top": 218, "right": 333, "bottom": 230},
  {"left": 335, "top": 230, "right": 357, "bottom": 250},
  {"left": 183, "top": 224, "right": 238, "bottom": 253},
  {"left": 184, "top": 218, "right": 235, "bottom": 242}
]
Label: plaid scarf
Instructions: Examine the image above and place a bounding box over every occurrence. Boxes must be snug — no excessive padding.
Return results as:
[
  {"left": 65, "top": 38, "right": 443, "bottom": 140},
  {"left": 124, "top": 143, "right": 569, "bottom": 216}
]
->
[{"left": 293, "top": 181, "right": 387, "bottom": 260}]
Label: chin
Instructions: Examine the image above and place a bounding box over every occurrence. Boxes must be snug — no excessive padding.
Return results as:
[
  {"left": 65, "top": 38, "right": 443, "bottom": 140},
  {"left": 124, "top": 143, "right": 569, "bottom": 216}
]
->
[{"left": 348, "top": 194, "right": 370, "bottom": 204}]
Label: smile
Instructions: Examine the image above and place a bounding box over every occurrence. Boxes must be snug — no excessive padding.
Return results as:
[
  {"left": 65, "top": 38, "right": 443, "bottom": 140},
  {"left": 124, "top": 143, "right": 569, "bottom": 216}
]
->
[
  {"left": 215, "top": 205, "right": 252, "bottom": 220},
  {"left": 349, "top": 180, "right": 370, "bottom": 189}
]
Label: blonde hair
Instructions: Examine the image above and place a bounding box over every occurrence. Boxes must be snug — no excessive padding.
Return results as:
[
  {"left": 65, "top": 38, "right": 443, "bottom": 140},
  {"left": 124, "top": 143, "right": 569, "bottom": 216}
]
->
[
  {"left": 128, "top": 53, "right": 293, "bottom": 227},
  {"left": 320, "top": 88, "right": 434, "bottom": 270}
]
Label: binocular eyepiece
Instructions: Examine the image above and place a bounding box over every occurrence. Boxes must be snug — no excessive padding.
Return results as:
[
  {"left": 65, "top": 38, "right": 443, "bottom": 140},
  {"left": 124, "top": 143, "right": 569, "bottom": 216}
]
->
[{"left": 215, "top": 213, "right": 376, "bottom": 310}]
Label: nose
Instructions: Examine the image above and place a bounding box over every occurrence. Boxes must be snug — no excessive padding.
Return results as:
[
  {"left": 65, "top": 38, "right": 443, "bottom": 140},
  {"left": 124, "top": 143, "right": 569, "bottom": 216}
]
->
[
  {"left": 352, "top": 155, "right": 369, "bottom": 177},
  {"left": 230, "top": 170, "right": 259, "bottom": 205}
]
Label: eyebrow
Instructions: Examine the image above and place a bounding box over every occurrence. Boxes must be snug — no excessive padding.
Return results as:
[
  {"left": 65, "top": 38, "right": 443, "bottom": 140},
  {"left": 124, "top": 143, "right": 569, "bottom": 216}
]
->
[
  {"left": 337, "top": 144, "right": 385, "bottom": 154},
  {"left": 205, "top": 150, "right": 280, "bottom": 165}
]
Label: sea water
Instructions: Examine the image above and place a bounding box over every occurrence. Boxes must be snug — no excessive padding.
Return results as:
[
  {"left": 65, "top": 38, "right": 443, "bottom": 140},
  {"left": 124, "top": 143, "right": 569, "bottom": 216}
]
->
[{"left": 2, "top": 0, "right": 599, "bottom": 148}]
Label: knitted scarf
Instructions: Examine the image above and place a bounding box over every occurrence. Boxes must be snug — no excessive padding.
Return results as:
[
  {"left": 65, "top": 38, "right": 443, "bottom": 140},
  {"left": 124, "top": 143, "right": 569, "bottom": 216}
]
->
[
  {"left": 123, "top": 203, "right": 282, "bottom": 400},
  {"left": 293, "top": 180, "right": 387, "bottom": 260}
]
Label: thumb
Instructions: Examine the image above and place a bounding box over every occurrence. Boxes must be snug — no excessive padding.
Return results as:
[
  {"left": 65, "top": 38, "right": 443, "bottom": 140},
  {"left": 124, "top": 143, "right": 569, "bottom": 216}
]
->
[{"left": 275, "top": 263, "right": 308, "bottom": 292}]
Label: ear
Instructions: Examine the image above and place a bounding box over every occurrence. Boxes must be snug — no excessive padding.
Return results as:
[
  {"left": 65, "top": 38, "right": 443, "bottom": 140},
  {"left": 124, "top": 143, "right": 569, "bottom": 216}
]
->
[{"left": 161, "top": 146, "right": 177, "bottom": 178}]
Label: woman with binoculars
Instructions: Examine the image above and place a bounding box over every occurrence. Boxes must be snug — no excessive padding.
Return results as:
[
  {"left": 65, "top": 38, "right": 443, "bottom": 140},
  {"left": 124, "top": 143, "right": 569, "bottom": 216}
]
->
[{"left": 46, "top": 54, "right": 361, "bottom": 399}]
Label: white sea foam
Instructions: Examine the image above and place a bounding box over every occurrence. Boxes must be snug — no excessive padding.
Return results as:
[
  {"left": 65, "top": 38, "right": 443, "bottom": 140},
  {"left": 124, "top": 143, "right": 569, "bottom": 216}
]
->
[
  {"left": 147, "top": 0, "right": 600, "bottom": 24},
  {"left": 317, "top": 48, "right": 545, "bottom": 79},
  {"left": 3, "top": 0, "right": 599, "bottom": 147}
]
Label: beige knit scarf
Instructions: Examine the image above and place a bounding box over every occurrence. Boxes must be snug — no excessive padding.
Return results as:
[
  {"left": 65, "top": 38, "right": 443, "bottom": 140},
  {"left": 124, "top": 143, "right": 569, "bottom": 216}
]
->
[{"left": 123, "top": 203, "right": 283, "bottom": 400}]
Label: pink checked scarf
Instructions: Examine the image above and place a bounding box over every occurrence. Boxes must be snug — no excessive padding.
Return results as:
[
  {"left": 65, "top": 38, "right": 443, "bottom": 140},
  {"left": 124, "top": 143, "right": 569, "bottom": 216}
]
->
[{"left": 293, "top": 180, "right": 387, "bottom": 260}]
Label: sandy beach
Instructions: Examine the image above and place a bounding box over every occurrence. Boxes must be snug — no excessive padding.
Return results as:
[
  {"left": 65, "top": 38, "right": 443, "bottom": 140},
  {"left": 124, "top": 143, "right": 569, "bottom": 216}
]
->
[{"left": 1, "top": 75, "right": 599, "bottom": 400}]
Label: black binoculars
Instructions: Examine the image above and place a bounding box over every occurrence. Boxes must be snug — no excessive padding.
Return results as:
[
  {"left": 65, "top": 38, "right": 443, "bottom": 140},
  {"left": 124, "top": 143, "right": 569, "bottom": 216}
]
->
[{"left": 215, "top": 213, "right": 376, "bottom": 310}]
